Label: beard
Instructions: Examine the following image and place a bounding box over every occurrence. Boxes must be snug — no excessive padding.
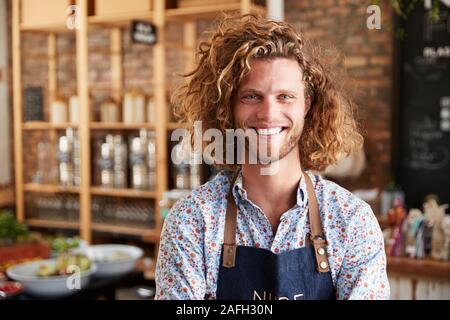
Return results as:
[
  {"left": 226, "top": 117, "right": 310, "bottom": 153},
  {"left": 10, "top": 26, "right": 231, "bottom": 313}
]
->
[{"left": 236, "top": 122, "right": 303, "bottom": 165}]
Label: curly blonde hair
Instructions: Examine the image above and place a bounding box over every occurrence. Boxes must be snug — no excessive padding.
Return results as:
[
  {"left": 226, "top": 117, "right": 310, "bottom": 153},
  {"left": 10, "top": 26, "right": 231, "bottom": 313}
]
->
[{"left": 172, "top": 14, "right": 363, "bottom": 171}]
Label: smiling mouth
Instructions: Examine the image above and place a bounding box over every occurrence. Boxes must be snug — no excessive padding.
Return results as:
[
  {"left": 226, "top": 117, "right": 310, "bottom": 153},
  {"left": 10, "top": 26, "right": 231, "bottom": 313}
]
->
[{"left": 251, "top": 127, "right": 288, "bottom": 136}]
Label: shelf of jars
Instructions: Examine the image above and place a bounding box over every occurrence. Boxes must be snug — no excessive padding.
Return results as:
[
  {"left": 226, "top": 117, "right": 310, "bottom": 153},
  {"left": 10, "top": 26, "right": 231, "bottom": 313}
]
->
[
  {"left": 13, "top": 0, "right": 266, "bottom": 243},
  {"left": 90, "top": 191, "right": 157, "bottom": 235},
  {"left": 23, "top": 187, "right": 80, "bottom": 227}
]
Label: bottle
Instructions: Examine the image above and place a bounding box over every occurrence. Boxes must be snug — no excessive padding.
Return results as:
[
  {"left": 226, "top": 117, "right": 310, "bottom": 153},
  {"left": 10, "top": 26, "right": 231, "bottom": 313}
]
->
[
  {"left": 130, "top": 135, "right": 147, "bottom": 190},
  {"left": 113, "top": 135, "right": 127, "bottom": 189},
  {"left": 134, "top": 92, "right": 146, "bottom": 123},
  {"left": 34, "top": 141, "right": 51, "bottom": 184},
  {"left": 50, "top": 95, "right": 68, "bottom": 124},
  {"left": 69, "top": 95, "right": 79, "bottom": 124},
  {"left": 72, "top": 131, "right": 81, "bottom": 187},
  {"left": 147, "top": 131, "right": 156, "bottom": 191},
  {"left": 123, "top": 92, "right": 134, "bottom": 124},
  {"left": 64, "top": 128, "right": 79, "bottom": 187},
  {"left": 147, "top": 95, "right": 157, "bottom": 124},
  {"left": 123, "top": 91, "right": 146, "bottom": 123},
  {"left": 100, "top": 97, "right": 120, "bottom": 122},
  {"left": 100, "top": 135, "right": 114, "bottom": 188},
  {"left": 57, "top": 134, "right": 73, "bottom": 186}
]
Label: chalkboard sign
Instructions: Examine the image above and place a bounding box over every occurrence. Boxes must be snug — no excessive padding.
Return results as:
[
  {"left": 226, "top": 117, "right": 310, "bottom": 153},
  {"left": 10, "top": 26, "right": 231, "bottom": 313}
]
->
[
  {"left": 23, "top": 86, "right": 43, "bottom": 121},
  {"left": 398, "top": 4, "right": 450, "bottom": 209},
  {"left": 131, "top": 21, "right": 157, "bottom": 46}
]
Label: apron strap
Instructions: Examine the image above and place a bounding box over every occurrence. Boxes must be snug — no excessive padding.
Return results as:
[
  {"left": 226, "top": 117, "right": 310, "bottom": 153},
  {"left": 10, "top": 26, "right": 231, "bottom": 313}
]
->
[
  {"left": 303, "top": 173, "right": 331, "bottom": 273},
  {"left": 222, "top": 172, "right": 239, "bottom": 268},
  {"left": 222, "top": 170, "right": 330, "bottom": 273}
]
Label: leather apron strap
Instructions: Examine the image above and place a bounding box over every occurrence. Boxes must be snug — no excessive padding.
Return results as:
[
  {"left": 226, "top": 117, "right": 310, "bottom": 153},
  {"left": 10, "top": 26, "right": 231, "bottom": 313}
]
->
[
  {"left": 222, "top": 171, "right": 331, "bottom": 273},
  {"left": 222, "top": 173, "right": 239, "bottom": 268}
]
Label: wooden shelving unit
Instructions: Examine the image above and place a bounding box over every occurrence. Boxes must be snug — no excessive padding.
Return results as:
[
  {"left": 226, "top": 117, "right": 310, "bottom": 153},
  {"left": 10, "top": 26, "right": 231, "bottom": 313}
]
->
[
  {"left": 22, "top": 122, "right": 79, "bottom": 130},
  {"left": 0, "top": 188, "right": 15, "bottom": 207},
  {"left": 25, "top": 219, "right": 80, "bottom": 230},
  {"left": 23, "top": 183, "right": 80, "bottom": 194},
  {"left": 91, "top": 223, "right": 159, "bottom": 239},
  {"left": 12, "top": 0, "right": 266, "bottom": 245},
  {"left": 20, "top": 22, "right": 70, "bottom": 33},
  {"left": 90, "top": 122, "right": 156, "bottom": 130},
  {"left": 90, "top": 187, "right": 157, "bottom": 199}
]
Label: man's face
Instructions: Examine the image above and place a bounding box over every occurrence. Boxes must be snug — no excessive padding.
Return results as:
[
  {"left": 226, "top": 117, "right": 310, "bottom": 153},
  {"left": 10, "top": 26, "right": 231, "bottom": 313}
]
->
[{"left": 233, "top": 58, "right": 311, "bottom": 163}]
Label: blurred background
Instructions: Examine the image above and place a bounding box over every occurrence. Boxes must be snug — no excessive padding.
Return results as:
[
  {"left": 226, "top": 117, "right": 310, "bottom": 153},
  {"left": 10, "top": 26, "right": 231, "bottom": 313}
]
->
[{"left": 0, "top": 0, "right": 449, "bottom": 300}]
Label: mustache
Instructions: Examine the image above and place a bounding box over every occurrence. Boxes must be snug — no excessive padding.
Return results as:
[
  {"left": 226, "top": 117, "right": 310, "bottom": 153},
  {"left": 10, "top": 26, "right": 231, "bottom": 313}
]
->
[{"left": 236, "top": 120, "right": 291, "bottom": 129}]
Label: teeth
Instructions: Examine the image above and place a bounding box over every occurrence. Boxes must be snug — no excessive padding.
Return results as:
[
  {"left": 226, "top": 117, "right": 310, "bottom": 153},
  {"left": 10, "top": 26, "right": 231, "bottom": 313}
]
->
[{"left": 256, "top": 127, "right": 282, "bottom": 136}]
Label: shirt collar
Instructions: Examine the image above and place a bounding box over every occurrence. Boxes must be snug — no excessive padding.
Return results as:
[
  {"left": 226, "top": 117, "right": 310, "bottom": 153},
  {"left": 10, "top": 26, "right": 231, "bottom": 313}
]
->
[{"left": 229, "top": 169, "right": 308, "bottom": 209}]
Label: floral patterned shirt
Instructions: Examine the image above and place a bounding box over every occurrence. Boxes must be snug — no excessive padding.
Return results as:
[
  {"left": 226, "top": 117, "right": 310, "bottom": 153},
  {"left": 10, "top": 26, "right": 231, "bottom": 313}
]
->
[{"left": 155, "top": 170, "right": 390, "bottom": 300}]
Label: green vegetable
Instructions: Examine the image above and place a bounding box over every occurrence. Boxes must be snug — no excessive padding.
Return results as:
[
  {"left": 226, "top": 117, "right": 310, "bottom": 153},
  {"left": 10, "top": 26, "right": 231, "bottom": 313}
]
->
[
  {"left": 37, "top": 264, "right": 56, "bottom": 277},
  {"left": 38, "top": 253, "right": 91, "bottom": 277},
  {"left": 0, "top": 211, "right": 29, "bottom": 243},
  {"left": 51, "top": 236, "right": 80, "bottom": 253}
]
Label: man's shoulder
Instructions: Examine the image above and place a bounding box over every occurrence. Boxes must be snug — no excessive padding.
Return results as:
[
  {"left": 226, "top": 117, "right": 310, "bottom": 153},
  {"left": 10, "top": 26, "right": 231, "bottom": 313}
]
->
[{"left": 312, "top": 172, "right": 373, "bottom": 218}]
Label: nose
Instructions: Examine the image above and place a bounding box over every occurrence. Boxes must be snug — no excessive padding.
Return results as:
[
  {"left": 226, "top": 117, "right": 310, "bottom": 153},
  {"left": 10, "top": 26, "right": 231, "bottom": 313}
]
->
[{"left": 255, "top": 96, "right": 278, "bottom": 121}]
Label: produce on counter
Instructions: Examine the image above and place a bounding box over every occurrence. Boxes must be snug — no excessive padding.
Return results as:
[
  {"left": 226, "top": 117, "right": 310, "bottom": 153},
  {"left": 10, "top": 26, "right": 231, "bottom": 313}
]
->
[
  {"left": 37, "top": 253, "right": 91, "bottom": 277},
  {"left": 0, "top": 211, "right": 29, "bottom": 244},
  {"left": 50, "top": 236, "right": 81, "bottom": 253}
]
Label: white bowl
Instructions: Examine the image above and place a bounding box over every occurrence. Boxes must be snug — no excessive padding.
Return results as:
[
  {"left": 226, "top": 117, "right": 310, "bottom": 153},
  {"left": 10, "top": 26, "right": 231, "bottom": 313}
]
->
[
  {"left": 79, "top": 244, "right": 143, "bottom": 278},
  {"left": 6, "top": 259, "right": 97, "bottom": 298}
]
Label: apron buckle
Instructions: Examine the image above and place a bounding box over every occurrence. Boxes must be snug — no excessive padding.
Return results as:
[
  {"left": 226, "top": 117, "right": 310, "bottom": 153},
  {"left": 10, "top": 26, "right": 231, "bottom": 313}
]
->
[
  {"left": 312, "top": 237, "right": 331, "bottom": 273},
  {"left": 222, "top": 243, "right": 237, "bottom": 268}
]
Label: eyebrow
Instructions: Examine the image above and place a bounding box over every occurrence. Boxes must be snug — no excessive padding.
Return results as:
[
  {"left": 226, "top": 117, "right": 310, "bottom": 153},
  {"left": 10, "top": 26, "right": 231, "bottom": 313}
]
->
[{"left": 238, "top": 88, "right": 300, "bottom": 95}]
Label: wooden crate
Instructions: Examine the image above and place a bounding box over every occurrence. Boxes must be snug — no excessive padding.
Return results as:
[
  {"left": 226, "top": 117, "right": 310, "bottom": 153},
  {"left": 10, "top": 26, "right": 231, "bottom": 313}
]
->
[
  {"left": 95, "top": 0, "right": 152, "bottom": 16},
  {"left": 21, "top": 0, "right": 73, "bottom": 26}
]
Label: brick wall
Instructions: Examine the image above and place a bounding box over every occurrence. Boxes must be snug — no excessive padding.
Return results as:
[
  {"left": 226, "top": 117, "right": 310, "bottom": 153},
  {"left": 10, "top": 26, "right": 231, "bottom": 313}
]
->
[
  {"left": 7, "top": 0, "right": 394, "bottom": 212},
  {"left": 286, "top": 0, "right": 394, "bottom": 195}
]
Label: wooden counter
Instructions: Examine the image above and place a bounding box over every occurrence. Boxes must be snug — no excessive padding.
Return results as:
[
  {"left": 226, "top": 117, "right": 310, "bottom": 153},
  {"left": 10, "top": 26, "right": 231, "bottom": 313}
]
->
[{"left": 387, "top": 256, "right": 450, "bottom": 280}]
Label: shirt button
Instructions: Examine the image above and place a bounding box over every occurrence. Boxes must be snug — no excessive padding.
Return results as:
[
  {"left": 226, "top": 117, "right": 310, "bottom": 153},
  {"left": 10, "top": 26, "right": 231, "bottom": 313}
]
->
[
  {"left": 317, "top": 248, "right": 325, "bottom": 255},
  {"left": 320, "top": 261, "right": 328, "bottom": 269}
]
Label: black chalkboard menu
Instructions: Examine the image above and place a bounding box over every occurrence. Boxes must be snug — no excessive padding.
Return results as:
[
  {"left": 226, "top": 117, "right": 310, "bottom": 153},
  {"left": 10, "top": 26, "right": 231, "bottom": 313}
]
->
[
  {"left": 398, "top": 4, "right": 450, "bottom": 209},
  {"left": 131, "top": 21, "right": 157, "bottom": 46}
]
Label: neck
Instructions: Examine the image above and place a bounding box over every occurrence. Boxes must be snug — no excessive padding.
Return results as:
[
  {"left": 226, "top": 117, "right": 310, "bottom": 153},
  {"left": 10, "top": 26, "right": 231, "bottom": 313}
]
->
[{"left": 240, "top": 148, "right": 303, "bottom": 232}]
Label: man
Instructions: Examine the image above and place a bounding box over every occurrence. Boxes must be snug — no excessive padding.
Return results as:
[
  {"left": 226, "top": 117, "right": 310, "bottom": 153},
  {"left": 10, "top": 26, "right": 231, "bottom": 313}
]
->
[{"left": 155, "top": 14, "right": 389, "bottom": 300}]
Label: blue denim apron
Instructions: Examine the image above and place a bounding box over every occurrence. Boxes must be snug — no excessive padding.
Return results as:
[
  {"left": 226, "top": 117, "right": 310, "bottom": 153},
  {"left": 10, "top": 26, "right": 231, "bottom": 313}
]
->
[{"left": 216, "top": 172, "right": 336, "bottom": 300}]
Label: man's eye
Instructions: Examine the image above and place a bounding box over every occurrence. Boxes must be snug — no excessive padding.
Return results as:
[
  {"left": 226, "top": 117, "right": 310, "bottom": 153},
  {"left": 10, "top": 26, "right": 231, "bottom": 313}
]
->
[
  {"left": 243, "top": 94, "right": 259, "bottom": 100},
  {"left": 279, "top": 94, "right": 293, "bottom": 100}
]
